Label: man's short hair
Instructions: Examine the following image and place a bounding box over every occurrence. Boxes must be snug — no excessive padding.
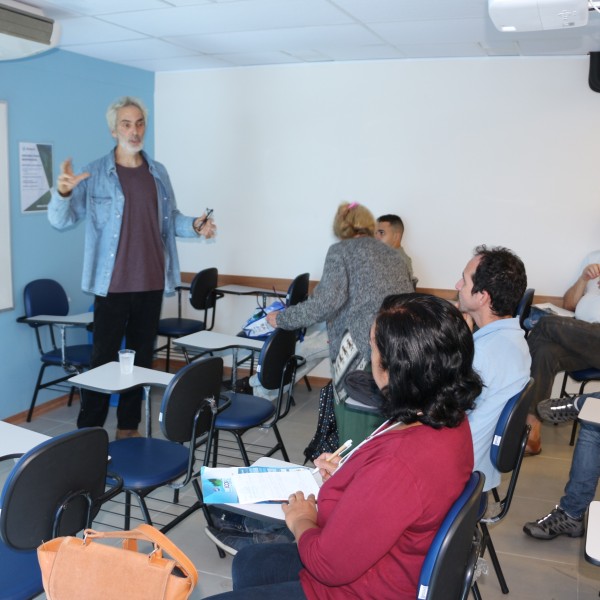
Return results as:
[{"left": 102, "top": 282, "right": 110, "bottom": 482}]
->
[
  {"left": 377, "top": 214, "right": 404, "bottom": 235},
  {"left": 106, "top": 96, "right": 148, "bottom": 133},
  {"left": 471, "top": 245, "right": 527, "bottom": 318}
]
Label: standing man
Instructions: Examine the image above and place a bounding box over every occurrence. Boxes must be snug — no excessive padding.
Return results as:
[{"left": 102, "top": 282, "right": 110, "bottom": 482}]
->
[
  {"left": 456, "top": 245, "right": 531, "bottom": 491},
  {"left": 525, "top": 251, "right": 600, "bottom": 454},
  {"left": 48, "top": 96, "right": 216, "bottom": 439},
  {"left": 375, "top": 214, "right": 417, "bottom": 288}
]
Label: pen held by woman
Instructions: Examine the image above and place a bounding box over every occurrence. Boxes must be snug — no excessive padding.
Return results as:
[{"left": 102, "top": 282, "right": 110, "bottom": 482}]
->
[{"left": 311, "top": 439, "right": 352, "bottom": 475}]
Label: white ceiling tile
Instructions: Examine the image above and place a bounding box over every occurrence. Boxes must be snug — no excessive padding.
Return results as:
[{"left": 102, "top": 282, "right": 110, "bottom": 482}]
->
[
  {"left": 58, "top": 17, "right": 147, "bottom": 45},
  {"left": 120, "top": 53, "right": 233, "bottom": 71},
  {"left": 98, "top": 0, "right": 353, "bottom": 37},
  {"left": 370, "top": 18, "right": 489, "bottom": 46},
  {"left": 323, "top": 44, "right": 404, "bottom": 61},
  {"left": 63, "top": 38, "right": 196, "bottom": 61},
  {"left": 332, "top": 0, "right": 488, "bottom": 22},
  {"left": 395, "top": 42, "right": 488, "bottom": 59},
  {"left": 216, "top": 51, "right": 302, "bottom": 66},
  {"left": 36, "top": 0, "right": 172, "bottom": 17},
  {"left": 166, "top": 24, "right": 380, "bottom": 54}
]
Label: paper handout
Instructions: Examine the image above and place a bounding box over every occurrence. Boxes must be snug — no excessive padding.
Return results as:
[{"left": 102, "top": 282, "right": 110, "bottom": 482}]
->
[{"left": 201, "top": 465, "right": 320, "bottom": 504}]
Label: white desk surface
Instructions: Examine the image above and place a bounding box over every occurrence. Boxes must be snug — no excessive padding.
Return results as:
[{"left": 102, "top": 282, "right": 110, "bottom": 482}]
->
[
  {"left": 216, "top": 284, "right": 285, "bottom": 297},
  {"left": 69, "top": 362, "right": 174, "bottom": 394},
  {"left": 214, "top": 457, "right": 321, "bottom": 522},
  {"left": 586, "top": 501, "right": 600, "bottom": 565},
  {"left": 578, "top": 397, "right": 600, "bottom": 426},
  {"left": 24, "top": 311, "right": 94, "bottom": 326},
  {"left": 0, "top": 421, "right": 50, "bottom": 458},
  {"left": 173, "top": 330, "right": 265, "bottom": 352}
]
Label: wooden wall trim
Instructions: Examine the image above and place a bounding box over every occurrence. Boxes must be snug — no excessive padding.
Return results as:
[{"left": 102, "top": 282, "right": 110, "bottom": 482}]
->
[{"left": 182, "top": 273, "right": 564, "bottom": 307}]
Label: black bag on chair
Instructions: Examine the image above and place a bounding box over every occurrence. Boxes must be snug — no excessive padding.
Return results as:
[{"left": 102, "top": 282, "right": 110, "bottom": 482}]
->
[{"left": 303, "top": 381, "right": 339, "bottom": 464}]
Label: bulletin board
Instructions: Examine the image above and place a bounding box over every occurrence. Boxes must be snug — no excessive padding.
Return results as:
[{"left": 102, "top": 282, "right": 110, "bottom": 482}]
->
[{"left": 0, "top": 102, "right": 14, "bottom": 310}]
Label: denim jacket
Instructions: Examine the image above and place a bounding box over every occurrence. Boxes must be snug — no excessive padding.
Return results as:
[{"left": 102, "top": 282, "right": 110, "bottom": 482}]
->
[{"left": 48, "top": 149, "right": 197, "bottom": 297}]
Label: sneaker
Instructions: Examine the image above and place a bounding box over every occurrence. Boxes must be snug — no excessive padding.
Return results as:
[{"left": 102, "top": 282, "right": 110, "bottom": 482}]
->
[
  {"left": 207, "top": 507, "right": 248, "bottom": 533},
  {"left": 536, "top": 397, "right": 579, "bottom": 424},
  {"left": 523, "top": 507, "right": 584, "bottom": 540},
  {"left": 204, "top": 526, "right": 251, "bottom": 556}
]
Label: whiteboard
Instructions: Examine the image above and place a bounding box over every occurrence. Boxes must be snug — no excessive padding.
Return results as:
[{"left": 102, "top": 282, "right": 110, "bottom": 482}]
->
[{"left": 0, "top": 102, "right": 13, "bottom": 310}]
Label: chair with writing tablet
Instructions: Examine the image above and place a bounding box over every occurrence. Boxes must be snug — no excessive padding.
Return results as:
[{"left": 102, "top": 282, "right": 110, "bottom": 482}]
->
[
  {"left": 106, "top": 356, "right": 229, "bottom": 534},
  {"left": 211, "top": 329, "right": 302, "bottom": 466},
  {"left": 18, "top": 278, "right": 93, "bottom": 422},
  {"left": 417, "top": 471, "right": 484, "bottom": 600},
  {"left": 156, "top": 267, "right": 223, "bottom": 372},
  {"left": 236, "top": 272, "right": 310, "bottom": 384},
  {"left": 0, "top": 428, "right": 122, "bottom": 600},
  {"left": 475, "top": 378, "right": 533, "bottom": 597}
]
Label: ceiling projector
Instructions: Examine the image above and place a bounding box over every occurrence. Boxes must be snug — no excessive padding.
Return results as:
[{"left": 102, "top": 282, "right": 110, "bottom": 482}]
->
[{"left": 489, "top": 0, "right": 589, "bottom": 32}]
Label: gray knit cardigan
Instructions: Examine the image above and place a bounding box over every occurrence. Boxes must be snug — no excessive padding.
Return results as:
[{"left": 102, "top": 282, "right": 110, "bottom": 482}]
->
[{"left": 276, "top": 237, "right": 414, "bottom": 362}]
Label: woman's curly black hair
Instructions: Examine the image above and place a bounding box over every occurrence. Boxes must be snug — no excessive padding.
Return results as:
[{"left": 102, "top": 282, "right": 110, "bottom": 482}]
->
[{"left": 373, "top": 293, "right": 482, "bottom": 428}]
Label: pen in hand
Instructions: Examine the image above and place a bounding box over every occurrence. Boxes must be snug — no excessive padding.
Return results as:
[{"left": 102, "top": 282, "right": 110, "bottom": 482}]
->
[
  {"left": 311, "top": 439, "right": 353, "bottom": 474},
  {"left": 194, "top": 208, "right": 213, "bottom": 233}
]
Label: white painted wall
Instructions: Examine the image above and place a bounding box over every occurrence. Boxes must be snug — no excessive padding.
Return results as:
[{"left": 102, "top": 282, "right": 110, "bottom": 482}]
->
[{"left": 155, "top": 56, "right": 600, "bottom": 342}]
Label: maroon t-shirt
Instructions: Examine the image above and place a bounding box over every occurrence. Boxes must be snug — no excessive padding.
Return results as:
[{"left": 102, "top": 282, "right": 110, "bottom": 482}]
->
[{"left": 109, "top": 161, "right": 164, "bottom": 293}]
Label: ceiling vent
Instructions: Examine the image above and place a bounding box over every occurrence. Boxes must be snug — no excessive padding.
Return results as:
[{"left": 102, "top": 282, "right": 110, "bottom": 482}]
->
[
  {"left": 489, "top": 0, "right": 589, "bottom": 32},
  {"left": 0, "top": 0, "right": 60, "bottom": 60}
]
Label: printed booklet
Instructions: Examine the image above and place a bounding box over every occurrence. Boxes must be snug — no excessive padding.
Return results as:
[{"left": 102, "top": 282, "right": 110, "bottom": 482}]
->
[{"left": 201, "top": 465, "right": 320, "bottom": 504}]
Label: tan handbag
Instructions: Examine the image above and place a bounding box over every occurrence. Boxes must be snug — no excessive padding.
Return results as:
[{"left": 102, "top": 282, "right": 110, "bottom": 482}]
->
[{"left": 37, "top": 524, "right": 198, "bottom": 600}]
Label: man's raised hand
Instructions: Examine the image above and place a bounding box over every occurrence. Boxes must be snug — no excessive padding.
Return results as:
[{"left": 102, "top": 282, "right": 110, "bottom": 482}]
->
[{"left": 57, "top": 158, "right": 90, "bottom": 197}]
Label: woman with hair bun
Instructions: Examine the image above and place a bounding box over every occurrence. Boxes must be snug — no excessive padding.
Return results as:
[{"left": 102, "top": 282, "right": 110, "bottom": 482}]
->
[{"left": 266, "top": 202, "right": 414, "bottom": 438}]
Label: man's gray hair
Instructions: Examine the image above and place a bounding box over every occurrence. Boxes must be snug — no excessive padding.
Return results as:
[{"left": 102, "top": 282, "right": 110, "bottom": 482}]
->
[{"left": 106, "top": 96, "right": 148, "bottom": 132}]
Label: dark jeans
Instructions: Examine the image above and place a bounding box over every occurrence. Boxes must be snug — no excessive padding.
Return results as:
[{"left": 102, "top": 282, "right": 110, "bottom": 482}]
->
[
  {"left": 77, "top": 290, "right": 163, "bottom": 430},
  {"left": 526, "top": 315, "right": 600, "bottom": 414},
  {"left": 208, "top": 544, "right": 306, "bottom": 600}
]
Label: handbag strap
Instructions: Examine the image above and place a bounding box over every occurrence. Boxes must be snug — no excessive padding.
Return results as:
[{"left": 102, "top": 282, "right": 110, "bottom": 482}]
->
[{"left": 84, "top": 525, "right": 198, "bottom": 587}]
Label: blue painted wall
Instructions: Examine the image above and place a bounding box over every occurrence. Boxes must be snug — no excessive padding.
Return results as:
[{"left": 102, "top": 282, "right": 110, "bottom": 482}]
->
[{"left": 0, "top": 49, "right": 154, "bottom": 420}]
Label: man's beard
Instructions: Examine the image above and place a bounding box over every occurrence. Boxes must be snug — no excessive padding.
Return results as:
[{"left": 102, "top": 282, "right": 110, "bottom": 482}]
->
[{"left": 119, "top": 138, "right": 144, "bottom": 155}]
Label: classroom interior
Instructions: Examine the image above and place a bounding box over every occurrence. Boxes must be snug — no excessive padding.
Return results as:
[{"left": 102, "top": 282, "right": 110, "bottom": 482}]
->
[{"left": 3, "top": 3, "right": 600, "bottom": 598}]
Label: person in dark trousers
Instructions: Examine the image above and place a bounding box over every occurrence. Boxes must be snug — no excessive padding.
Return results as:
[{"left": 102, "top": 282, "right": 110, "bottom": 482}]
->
[{"left": 48, "top": 96, "right": 216, "bottom": 439}]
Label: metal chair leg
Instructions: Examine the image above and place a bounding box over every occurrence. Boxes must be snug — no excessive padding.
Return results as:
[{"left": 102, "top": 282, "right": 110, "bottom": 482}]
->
[
  {"left": 165, "top": 338, "right": 171, "bottom": 373},
  {"left": 27, "top": 365, "right": 48, "bottom": 422},
  {"left": 570, "top": 420, "right": 578, "bottom": 446},
  {"left": 480, "top": 522, "right": 509, "bottom": 594}
]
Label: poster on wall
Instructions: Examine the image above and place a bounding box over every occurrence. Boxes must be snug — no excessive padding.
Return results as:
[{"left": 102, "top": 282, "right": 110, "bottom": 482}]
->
[
  {"left": 0, "top": 102, "right": 14, "bottom": 310},
  {"left": 19, "top": 142, "right": 53, "bottom": 213}
]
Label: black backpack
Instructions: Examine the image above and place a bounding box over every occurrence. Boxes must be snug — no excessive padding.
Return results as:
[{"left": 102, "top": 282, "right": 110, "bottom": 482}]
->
[{"left": 303, "top": 381, "right": 339, "bottom": 464}]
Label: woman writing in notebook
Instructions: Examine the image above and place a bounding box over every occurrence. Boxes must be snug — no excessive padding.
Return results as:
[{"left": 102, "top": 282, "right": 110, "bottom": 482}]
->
[{"left": 208, "top": 293, "right": 482, "bottom": 600}]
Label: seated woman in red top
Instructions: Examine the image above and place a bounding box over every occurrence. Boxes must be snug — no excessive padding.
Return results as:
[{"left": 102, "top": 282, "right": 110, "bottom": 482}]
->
[{"left": 207, "top": 293, "right": 482, "bottom": 600}]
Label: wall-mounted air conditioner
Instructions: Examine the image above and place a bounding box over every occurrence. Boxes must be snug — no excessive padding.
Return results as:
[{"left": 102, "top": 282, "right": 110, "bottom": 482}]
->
[{"left": 0, "top": 0, "right": 60, "bottom": 61}]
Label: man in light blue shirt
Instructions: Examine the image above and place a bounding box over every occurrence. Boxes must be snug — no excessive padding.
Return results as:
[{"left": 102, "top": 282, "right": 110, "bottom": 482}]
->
[{"left": 456, "top": 246, "right": 531, "bottom": 491}]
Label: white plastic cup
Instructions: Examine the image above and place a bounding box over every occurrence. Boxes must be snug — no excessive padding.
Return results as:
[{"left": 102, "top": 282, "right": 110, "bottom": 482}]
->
[{"left": 118, "top": 349, "right": 135, "bottom": 375}]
